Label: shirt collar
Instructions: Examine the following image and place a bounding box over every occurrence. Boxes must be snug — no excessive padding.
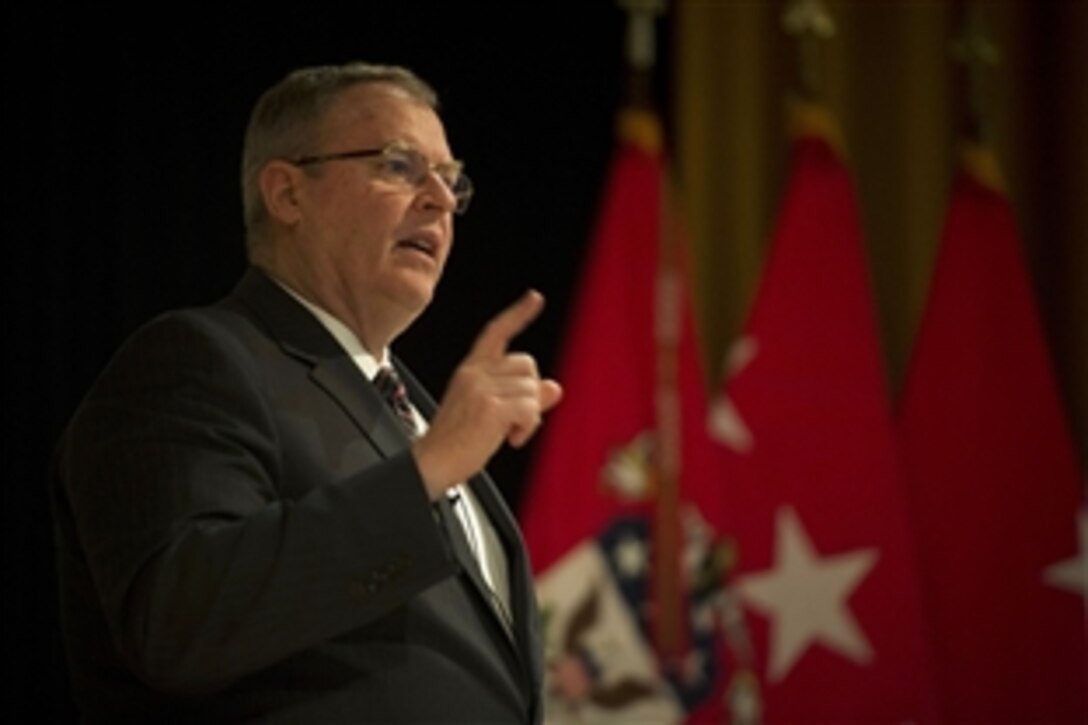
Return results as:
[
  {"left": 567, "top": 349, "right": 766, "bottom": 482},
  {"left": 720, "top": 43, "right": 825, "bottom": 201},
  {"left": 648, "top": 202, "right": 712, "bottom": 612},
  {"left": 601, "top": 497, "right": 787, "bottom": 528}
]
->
[{"left": 270, "top": 277, "right": 388, "bottom": 380}]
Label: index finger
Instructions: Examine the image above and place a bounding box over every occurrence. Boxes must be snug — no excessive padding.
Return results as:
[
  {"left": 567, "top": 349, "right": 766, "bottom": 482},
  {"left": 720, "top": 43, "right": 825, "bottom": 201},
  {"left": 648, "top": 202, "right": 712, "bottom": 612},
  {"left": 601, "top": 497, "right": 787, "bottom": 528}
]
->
[{"left": 470, "top": 289, "right": 545, "bottom": 360}]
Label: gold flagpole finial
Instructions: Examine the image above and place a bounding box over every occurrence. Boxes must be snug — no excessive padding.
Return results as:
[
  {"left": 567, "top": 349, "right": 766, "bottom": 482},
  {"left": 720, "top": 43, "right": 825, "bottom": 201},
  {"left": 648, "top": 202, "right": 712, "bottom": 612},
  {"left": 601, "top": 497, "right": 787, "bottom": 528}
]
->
[
  {"left": 951, "top": 0, "right": 1000, "bottom": 144},
  {"left": 616, "top": 0, "right": 666, "bottom": 152},
  {"left": 618, "top": 0, "right": 666, "bottom": 73},
  {"left": 616, "top": 0, "right": 666, "bottom": 106},
  {"left": 781, "top": 0, "right": 836, "bottom": 101}
]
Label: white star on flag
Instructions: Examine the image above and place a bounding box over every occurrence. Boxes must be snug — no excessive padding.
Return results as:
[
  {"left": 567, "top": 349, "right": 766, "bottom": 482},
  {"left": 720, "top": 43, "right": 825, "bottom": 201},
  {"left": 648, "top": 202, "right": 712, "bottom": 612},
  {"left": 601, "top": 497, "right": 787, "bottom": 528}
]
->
[
  {"left": 1043, "top": 507, "right": 1088, "bottom": 622},
  {"left": 737, "top": 506, "right": 879, "bottom": 682}
]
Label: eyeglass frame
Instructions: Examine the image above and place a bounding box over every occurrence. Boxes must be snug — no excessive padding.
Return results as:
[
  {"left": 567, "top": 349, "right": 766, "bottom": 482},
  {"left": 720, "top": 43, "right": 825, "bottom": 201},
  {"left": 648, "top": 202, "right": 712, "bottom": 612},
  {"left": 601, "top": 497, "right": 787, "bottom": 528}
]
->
[{"left": 290, "top": 142, "right": 474, "bottom": 215}]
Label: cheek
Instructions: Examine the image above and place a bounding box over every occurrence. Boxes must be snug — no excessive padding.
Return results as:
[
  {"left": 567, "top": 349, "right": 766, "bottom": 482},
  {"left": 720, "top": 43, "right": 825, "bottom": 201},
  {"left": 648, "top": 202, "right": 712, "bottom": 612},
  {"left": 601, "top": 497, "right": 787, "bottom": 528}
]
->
[
  {"left": 339, "top": 225, "right": 386, "bottom": 273},
  {"left": 336, "top": 201, "right": 397, "bottom": 258},
  {"left": 349, "top": 191, "right": 409, "bottom": 236},
  {"left": 438, "top": 224, "right": 455, "bottom": 265}
]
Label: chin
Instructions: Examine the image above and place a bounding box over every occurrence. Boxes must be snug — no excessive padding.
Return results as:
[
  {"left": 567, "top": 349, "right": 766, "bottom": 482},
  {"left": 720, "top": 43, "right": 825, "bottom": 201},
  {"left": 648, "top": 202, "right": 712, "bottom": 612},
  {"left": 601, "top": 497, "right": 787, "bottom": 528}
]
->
[{"left": 393, "top": 279, "right": 437, "bottom": 317}]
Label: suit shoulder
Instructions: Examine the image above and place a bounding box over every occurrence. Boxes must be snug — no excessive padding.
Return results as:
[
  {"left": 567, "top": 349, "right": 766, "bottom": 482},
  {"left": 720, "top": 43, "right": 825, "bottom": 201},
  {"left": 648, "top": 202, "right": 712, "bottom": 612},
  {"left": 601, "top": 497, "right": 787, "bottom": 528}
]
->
[
  {"left": 120, "top": 302, "right": 268, "bottom": 360},
  {"left": 77, "top": 304, "right": 268, "bottom": 407}
]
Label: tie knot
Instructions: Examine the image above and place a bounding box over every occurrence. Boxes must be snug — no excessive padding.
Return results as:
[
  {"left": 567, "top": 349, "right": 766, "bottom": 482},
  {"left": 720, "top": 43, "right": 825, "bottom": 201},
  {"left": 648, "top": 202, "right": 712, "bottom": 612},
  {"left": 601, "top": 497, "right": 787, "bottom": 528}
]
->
[
  {"left": 373, "top": 366, "right": 418, "bottom": 437},
  {"left": 373, "top": 365, "right": 407, "bottom": 403}
]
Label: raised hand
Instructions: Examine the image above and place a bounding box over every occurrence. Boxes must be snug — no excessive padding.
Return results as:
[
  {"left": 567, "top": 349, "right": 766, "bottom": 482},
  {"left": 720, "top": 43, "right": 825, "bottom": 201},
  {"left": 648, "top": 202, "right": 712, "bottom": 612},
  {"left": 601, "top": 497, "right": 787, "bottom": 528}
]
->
[{"left": 412, "top": 290, "right": 563, "bottom": 499}]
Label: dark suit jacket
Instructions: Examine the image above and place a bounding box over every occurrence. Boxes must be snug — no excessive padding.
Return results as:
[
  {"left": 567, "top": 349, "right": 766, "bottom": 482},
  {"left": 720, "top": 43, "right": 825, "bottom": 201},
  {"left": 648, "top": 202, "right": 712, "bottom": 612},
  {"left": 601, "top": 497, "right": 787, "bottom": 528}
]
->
[{"left": 49, "top": 267, "right": 543, "bottom": 723}]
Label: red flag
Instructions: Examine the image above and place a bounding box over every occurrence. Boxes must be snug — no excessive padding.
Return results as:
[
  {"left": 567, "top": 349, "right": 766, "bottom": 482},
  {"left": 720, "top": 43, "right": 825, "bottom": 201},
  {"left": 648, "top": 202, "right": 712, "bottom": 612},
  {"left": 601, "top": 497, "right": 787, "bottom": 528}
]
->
[
  {"left": 709, "top": 103, "right": 937, "bottom": 722},
  {"left": 898, "top": 143, "right": 1087, "bottom": 722},
  {"left": 520, "top": 109, "right": 758, "bottom": 724}
]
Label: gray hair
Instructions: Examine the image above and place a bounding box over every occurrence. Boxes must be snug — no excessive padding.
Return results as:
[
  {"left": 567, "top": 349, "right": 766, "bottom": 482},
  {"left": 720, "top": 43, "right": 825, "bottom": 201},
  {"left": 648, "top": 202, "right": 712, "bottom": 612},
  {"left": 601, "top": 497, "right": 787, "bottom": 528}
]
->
[{"left": 240, "top": 62, "right": 438, "bottom": 251}]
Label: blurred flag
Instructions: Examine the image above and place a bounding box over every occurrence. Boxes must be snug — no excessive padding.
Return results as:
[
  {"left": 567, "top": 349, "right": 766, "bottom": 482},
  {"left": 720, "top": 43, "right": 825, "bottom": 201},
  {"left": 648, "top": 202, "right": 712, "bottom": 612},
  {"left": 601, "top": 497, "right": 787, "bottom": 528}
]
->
[
  {"left": 708, "top": 101, "right": 938, "bottom": 722},
  {"left": 898, "top": 142, "right": 1087, "bottom": 722},
  {"left": 519, "top": 107, "right": 759, "bottom": 724}
]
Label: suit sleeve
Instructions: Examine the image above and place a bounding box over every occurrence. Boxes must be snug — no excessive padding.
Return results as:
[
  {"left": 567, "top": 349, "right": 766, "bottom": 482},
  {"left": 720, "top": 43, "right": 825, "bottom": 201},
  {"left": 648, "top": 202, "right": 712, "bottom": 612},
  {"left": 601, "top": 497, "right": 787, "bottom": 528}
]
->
[{"left": 56, "top": 311, "right": 459, "bottom": 693}]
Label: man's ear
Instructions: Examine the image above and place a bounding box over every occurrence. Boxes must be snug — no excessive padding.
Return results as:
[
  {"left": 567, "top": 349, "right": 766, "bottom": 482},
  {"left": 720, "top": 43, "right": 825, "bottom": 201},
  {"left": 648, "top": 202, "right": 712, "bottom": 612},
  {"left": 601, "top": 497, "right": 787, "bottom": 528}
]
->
[{"left": 259, "top": 160, "right": 305, "bottom": 226}]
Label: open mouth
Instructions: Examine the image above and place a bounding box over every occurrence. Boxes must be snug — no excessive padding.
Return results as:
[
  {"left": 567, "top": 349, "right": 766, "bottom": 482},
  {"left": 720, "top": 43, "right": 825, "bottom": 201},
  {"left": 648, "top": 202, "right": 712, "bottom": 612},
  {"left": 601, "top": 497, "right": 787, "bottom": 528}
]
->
[{"left": 395, "top": 237, "right": 438, "bottom": 260}]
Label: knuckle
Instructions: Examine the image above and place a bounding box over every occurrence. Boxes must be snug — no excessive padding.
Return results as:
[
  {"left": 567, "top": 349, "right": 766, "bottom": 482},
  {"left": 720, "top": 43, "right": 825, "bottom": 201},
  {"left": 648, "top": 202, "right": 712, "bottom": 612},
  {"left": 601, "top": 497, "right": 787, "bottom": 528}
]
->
[{"left": 506, "top": 352, "right": 538, "bottom": 376}]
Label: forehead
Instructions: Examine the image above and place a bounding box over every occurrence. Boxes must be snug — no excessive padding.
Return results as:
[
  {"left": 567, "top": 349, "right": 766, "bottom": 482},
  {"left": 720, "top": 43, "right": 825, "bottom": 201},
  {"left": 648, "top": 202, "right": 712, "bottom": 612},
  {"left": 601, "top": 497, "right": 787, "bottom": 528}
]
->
[{"left": 320, "top": 83, "right": 451, "bottom": 158}]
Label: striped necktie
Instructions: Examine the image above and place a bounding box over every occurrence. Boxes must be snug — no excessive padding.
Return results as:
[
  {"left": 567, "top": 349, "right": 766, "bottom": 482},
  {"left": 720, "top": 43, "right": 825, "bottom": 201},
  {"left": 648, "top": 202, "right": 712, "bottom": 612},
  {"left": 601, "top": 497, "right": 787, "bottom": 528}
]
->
[{"left": 372, "top": 366, "right": 418, "bottom": 438}]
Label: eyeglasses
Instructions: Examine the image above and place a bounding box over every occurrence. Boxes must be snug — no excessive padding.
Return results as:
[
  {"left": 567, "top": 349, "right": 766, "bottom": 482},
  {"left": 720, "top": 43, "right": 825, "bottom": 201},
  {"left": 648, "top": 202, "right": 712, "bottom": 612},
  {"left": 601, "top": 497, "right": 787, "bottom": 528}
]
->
[{"left": 292, "top": 143, "right": 474, "bottom": 215}]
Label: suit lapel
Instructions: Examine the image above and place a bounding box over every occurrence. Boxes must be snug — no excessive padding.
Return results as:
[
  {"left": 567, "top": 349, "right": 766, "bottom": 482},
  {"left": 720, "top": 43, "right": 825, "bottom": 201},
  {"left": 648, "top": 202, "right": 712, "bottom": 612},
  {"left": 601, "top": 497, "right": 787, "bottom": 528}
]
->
[
  {"left": 227, "top": 268, "right": 412, "bottom": 460},
  {"left": 310, "top": 357, "right": 408, "bottom": 457},
  {"left": 228, "top": 269, "right": 536, "bottom": 684}
]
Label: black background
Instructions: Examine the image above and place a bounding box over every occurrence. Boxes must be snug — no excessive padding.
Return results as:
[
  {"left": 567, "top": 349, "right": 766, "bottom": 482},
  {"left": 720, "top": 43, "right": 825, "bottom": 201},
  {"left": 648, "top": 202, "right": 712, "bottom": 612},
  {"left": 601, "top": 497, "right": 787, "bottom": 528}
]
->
[{"left": 6, "top": 4, "right": 655, "bottom": 717}]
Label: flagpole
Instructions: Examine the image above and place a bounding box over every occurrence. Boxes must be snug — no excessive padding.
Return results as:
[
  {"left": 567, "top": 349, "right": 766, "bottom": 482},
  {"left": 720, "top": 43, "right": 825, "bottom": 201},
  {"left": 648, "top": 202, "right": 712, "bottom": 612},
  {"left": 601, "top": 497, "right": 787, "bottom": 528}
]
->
[
  {"left": 617, "top": 0, "right": 686, "bottom": 659},
  {"left": 619, "top": 0, "right": 660, "bottom": 110},
  {"left": 951, "top": 0, "right": 999, "bottom": 145},
  {"left": 781, "top": 0, "right": 844, "bottom": 159},
  {"left": 781, "top": 0, "right": 835, "bottom": 103},
  {"left": 950, "top": 0, "right": 1006, "bottom": 193}
]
